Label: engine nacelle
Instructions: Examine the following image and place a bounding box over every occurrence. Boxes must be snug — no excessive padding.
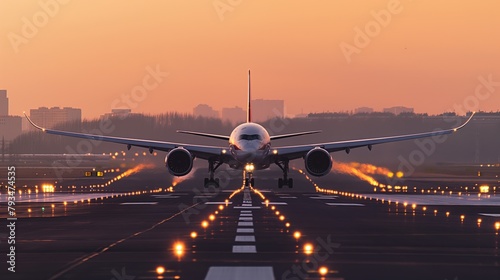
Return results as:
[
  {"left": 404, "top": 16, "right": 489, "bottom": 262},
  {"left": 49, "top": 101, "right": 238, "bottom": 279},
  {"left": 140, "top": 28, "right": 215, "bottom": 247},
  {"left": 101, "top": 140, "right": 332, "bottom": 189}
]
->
[
  {"left": 165, "top": 147, "right": 194, "bottom": 176},
  {"left": 304, "top": 147, "right": 332, "bottom": 177}
]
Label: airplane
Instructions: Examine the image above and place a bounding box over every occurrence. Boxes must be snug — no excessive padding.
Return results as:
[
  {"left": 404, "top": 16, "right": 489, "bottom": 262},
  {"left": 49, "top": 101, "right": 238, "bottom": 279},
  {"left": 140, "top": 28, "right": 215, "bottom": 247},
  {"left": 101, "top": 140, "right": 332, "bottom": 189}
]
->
[{"left": 25, "top": 70, "right": 475, "bottom": 188}]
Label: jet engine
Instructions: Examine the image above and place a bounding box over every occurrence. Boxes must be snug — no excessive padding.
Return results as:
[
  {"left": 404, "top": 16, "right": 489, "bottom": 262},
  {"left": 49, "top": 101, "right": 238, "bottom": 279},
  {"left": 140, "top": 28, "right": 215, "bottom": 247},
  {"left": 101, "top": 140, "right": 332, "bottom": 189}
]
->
[
  {"left": 165, "top": 147, "right": 194, "bottom": 176},
  {"left": 304, "top": 147, "right": 332, "bottom": 177}
]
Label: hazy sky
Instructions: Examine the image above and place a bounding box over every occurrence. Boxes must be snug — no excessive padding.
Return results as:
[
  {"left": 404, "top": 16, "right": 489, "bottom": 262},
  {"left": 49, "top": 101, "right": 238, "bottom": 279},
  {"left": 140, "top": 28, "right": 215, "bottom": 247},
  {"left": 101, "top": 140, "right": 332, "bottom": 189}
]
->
[{"left": 1, "top": 0, "right": 499, "bottom": 119}]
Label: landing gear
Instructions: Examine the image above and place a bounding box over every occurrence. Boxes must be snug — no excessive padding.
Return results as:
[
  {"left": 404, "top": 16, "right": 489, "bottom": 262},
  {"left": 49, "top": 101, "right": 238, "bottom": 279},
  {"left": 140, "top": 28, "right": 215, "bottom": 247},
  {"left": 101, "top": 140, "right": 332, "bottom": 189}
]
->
[
  {"left": 244, "top": 174, "right": 255, "bottom": 187},
  {"left": 276, "top": 160, "right": 293, "bottom": 188},
  {"left": 204, "top": 160, "right": 222, "bottom": 188}
]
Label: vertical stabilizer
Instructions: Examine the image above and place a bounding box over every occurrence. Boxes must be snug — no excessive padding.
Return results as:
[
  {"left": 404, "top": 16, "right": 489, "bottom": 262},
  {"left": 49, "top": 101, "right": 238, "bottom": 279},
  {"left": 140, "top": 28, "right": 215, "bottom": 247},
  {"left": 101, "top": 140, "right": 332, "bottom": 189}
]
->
[{"left": 247, "top": 69, "right": 252, "bottom": 123}]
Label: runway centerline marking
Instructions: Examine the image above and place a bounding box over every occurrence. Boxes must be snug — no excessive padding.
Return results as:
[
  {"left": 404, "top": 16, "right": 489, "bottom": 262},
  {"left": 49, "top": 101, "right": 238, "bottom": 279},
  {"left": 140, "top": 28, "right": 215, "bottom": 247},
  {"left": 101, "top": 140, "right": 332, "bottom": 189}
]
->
[
  {"left": 204, "top": 266, "right": 273, "bottom": 280},
  {"left": 237, "top": 228, "right": 254, "bottom": 233},
  {"left": 232, "top": 245, "right": 257, "bottom": 253},
  {"left": 235, "top": 235, "right": 256, "bottom": 242}
]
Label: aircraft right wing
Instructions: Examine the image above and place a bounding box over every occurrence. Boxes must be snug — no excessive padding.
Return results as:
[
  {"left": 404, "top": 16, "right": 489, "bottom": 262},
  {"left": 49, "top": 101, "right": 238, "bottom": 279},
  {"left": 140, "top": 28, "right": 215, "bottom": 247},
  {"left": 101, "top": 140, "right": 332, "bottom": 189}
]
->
[
  {"left": 273, "top": 113, "right": 475, "bottom": 161},
  {"left": 24, "top": 113, "right": 227, "bottom": 161}
]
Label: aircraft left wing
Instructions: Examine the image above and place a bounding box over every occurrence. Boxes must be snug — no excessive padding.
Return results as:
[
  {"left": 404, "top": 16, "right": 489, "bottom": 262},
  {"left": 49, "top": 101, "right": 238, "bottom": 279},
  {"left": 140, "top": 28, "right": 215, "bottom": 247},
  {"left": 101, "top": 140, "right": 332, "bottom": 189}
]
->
[
  {"left": 24, "top": 113, "right": 226, "bottom": 160},
  {"left": 273, "top": 113, "right": 475, "bottom": 161}
]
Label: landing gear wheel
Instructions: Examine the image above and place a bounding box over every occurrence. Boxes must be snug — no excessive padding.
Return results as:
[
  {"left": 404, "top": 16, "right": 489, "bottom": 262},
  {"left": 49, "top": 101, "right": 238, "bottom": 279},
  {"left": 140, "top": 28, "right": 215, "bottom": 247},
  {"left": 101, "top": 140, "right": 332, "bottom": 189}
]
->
[
  {"left": 250, "top": 178, "right": 255, "bottom": 187},
  {"left": 278, "top": 178, "right": 283, "bottom": 188},
  {"left": 204, "top": 178, "right": 219, "bottom": 188},
  {"left": 245, "top": 178, "right": 249, "bottom": 187},
  {"left": 288, "top": 178, "right": 293, "bottom": 188}
]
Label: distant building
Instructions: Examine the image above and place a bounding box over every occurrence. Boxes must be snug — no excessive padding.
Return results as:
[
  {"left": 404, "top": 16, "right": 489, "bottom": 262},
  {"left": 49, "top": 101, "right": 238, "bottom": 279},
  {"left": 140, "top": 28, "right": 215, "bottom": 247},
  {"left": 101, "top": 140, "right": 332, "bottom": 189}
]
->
[
  {"left": 29, "top": 107, "right": 81, "bottom": 130},
  {"left": 193, "top": 104, "right": 219, "bottom": 118},
  {"left": 252, "top": 99, "right": 284, "bottom": 122},
  {"left": 0, "top": 116, "right": 22, "bottom": 142},
  {"left": 100, "top": 108, "right": 132, "bottom": 119},
  {"left": 222, "top": 106, "right": 246, "bottom": 125},
  {"left": 0, "top": 90, "right": 8, "bottom": 116},
  {"left": 383, "top": 106, "right": 414, "bottom": 115},
  {"left": 354, "top": 107, "right": 374, "bottom": 114}
]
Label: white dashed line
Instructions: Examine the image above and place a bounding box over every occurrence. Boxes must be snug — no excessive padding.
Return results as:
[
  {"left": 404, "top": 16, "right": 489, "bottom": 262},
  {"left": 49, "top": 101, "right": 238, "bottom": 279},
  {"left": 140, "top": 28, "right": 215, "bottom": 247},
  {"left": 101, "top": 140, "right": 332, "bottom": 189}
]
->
[
  {"left": 237, "top": 228, "right": 254, "bottom": 233},
  {"left": 238, "top": 222, "right": 253, "bottom": 227},
  {"left": 120, "top": 202, "right": 158, "bottom": 205},
  {"left": 235, "top": 235, "right": 256, "bottom": 242},
  {"left": 261, "top": 202, "right": 287, "bottom": 205},
  {"left": 239, "top": 217, "right": 253, "bottom": 221},
  {"left": 205, "top": 266, "right": 274, "bottom": 280},
  {"left": 232, "top": 245, "right": 257, "bottom": 253},
  {"left": 325, "top": 203, "right": 365, "bottom": 206},
  {"left": 205, "top": 202, "right": 233, "bottom": 205}
]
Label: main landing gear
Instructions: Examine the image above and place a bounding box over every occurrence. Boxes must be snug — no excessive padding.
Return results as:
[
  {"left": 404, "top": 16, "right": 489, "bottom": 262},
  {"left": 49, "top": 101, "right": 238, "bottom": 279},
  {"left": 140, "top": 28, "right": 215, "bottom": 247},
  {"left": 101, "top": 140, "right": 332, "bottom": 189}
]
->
[
  {"left": 276, "top": 160, "right": 293, "bottom": 188},
  {"left": 204, "top": 160, "right": 222, "bottom": 188}
]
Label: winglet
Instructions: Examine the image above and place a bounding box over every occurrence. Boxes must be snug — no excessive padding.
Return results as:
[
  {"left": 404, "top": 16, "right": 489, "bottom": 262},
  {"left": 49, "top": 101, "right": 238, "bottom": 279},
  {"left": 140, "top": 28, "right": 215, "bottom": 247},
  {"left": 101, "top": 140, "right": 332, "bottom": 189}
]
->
[
  {"left": 247, "top": 69, "right": 251, "bottom": 123},
  {"left": 453, "top": 111, "right": 475, "bottom": 132},
  {"left": 24, "top": 112, "right": 46, "bottom": 132}
]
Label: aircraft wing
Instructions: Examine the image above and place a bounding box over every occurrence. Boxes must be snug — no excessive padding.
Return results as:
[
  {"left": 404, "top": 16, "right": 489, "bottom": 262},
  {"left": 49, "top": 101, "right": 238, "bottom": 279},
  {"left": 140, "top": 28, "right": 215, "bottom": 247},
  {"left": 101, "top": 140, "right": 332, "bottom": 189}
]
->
[
  {"left": 24, "top": 113, "right": 226, "bottom": 160},
  {"left": 273, "top": 113, "right": 475, "bottom": 161}
]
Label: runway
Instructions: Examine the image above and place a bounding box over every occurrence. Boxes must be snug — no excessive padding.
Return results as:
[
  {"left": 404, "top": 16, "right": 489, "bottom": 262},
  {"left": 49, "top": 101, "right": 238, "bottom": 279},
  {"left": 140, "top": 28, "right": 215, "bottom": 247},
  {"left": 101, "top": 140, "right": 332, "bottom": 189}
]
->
[{"left": 2, "top": 173, "right": 500, "bottom": 280}]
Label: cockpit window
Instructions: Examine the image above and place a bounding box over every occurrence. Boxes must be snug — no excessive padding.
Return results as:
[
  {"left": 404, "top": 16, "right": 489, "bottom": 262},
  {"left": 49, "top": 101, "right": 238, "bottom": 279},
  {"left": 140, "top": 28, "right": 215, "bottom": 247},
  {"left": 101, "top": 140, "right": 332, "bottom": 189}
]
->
[{"left": 240, "top": 134, "right": 261, "bottom": 141}]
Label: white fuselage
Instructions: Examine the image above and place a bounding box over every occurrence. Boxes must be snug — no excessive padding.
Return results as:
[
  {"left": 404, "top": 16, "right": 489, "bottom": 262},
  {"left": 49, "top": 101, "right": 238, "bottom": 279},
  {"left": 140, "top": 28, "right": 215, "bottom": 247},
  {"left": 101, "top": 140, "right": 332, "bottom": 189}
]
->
[{"left": 228, "top": 123, "right": 272, "bottom": 170}]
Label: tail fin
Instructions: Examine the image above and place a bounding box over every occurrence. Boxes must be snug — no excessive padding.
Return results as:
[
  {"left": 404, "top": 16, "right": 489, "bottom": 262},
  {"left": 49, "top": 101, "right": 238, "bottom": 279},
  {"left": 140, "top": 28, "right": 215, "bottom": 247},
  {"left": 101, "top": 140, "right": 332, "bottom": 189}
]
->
[{"left": 247, "top": 69, "right": 251, "bottom": 123}]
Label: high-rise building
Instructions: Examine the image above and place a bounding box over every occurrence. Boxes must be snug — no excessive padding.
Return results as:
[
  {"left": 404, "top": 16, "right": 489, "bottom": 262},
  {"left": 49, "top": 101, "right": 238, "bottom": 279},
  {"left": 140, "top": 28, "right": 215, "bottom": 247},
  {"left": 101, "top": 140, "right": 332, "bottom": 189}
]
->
[
  {"left": 0, "top": 116, "right": 22, "bottom": 142},
  {"left": 29, "top": 107, "right": 82, "bottom": 130},
  {"left": 0, "top": 90, "right": 8, "bottom": 116},
  {"left": 222, "top": 106, "right": 246, "bottom": 125},
  {"left": 193, "top": 104, "right": 219, "bottom": 118},
  {"left": 252, "top": 99, "right": 284, "bottom": 122},
  {"left": 383, "top": 106, "right": 414, "bottom": 115}
]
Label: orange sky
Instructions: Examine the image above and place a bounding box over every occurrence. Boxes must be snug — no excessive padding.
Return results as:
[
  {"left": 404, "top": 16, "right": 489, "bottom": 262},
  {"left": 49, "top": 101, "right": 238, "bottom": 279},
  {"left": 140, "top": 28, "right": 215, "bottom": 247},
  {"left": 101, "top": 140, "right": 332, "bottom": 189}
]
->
[{"left": 1, "top": 0, "right": 499, "bottom": 119}]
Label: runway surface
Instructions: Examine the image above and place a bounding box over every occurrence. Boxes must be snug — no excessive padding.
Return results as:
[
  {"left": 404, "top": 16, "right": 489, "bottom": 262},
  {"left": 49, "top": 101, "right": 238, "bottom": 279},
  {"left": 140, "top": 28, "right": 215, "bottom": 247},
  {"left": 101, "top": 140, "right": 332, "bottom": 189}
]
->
[{"left": 1, "top": 172, "right": 500, "bottom": 280}]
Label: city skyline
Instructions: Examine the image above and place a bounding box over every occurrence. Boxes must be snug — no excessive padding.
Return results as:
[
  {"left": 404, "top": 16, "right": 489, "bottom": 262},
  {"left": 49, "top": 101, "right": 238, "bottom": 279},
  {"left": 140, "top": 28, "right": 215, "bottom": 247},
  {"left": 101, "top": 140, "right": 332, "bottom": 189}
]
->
[{"left": 1, "top": 1, "right": 499, "bottom": 119}]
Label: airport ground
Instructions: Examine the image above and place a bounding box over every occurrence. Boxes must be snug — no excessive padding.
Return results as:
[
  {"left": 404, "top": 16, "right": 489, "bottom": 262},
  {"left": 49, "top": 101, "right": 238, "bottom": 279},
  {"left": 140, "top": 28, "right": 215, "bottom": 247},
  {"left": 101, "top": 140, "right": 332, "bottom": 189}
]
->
[{"left": 1, "top": 164, "right": 500, "bottom": 280}]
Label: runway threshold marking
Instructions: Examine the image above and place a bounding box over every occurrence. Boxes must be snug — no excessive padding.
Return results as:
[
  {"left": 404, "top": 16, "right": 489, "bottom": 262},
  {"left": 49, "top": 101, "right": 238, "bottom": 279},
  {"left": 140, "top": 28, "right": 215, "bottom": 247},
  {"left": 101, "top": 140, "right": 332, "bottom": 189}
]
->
[
  {"left": 47, "top": 202, "right": 202, "bottom": 280},
  {"left": 204, "top": 266, "right": 274, "bottom": 280}
]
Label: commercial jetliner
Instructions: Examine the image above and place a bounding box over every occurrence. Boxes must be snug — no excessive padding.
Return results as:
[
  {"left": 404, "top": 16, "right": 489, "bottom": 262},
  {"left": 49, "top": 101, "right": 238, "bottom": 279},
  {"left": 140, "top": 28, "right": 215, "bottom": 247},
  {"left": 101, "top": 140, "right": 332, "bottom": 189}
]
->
[{"left": 26, "top": 71, "right": 474, "bottom": 188}]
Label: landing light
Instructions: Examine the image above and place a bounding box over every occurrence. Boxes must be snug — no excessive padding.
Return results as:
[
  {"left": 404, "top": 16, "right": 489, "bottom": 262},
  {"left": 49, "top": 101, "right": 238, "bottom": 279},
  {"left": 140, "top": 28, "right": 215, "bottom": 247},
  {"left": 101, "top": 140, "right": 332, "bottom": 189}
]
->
[
  {"left": 190, "top": 232, "right": 197, "bottom": 239},
  {"left": 304, "top": 243, "right": 313, "bottom": 255},
  {"left": 156, "top": 266, "right": 165, "bottom": 275},
  {"left": 318, "top": 266, "right": 328, "bottom": 276},
  {"left": 245, "top": 164, "right": 255, "bottom": 172},
  {"left": 294, "top": 231, "right": 301, "bottom": 240},
  {"left": 201, "top": 220, "right": 208, "bottom": 228},
  {"left": 174, "top": 242, "right": 184, "bottom": 257}
]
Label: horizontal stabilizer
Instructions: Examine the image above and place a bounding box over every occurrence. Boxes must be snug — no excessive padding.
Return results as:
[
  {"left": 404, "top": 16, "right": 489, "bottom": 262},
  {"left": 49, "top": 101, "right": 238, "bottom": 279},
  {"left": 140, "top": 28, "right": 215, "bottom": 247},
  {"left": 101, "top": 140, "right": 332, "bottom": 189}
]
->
[
  {"left": 270, "top": 130, "right": 322, "bottom": 140},
  {"left": 176, "top": 130, "right": 230, "bottom": 141}
]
